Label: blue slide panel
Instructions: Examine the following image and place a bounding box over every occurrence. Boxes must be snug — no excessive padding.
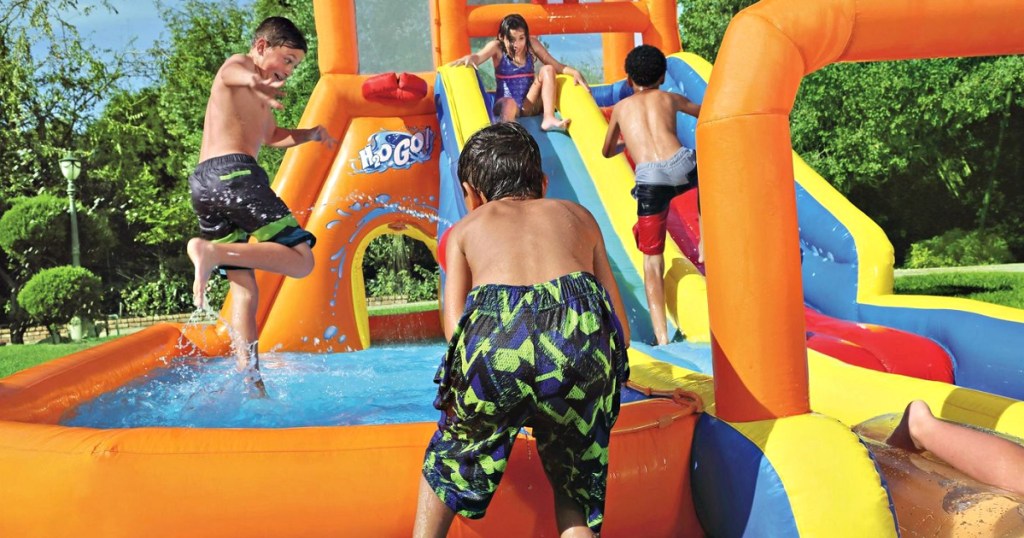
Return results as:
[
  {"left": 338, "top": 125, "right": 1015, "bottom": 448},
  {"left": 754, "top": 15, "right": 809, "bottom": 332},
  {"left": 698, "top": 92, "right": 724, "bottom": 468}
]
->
[
  {"left": 859, "top": 304, "right": 1024, "bottom": 400},
  {"left": 664, "top": 57, "right": 705, "bottom": 149},
  {"left": 796, "top": 183, "right": 861, "bottom": 319}
]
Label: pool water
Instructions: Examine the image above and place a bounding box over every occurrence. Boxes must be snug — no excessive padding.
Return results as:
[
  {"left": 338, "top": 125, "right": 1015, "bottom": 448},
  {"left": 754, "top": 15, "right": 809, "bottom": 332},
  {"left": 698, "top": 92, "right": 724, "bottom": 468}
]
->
[{"left": 61, "top": 343, "right": 449, "bottom": 429}]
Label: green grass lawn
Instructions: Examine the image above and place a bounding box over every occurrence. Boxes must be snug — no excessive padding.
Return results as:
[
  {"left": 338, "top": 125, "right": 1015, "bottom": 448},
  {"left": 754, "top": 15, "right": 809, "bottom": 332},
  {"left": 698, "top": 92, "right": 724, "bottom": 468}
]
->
[
  {"left": 367, "top": 300, "right": 438, "bottom": 316},
  {"left": 0, "top": 336, "right": 120, "bottom": 379},
  {"left": 894, "top": 271, "right": 1024, "bottom": 309}
]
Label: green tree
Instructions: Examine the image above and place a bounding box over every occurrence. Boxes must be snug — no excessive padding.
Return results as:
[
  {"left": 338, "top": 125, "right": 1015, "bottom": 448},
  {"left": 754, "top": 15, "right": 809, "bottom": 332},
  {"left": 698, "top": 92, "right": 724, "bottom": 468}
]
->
[
  {"left": 18, "top": 266, "right": 102, "bottom": 343},
  {"left": 0, "top": 195, "right": 115, "bottom": 343},
  {"left": 0, "top": 0, "right": 139, "bottom": 201},
  {"left": 0, "top": 195, "right": 115, "bottom": 277},
  {"left": 678, "top": 0, "right": 1024, "bottom": 263}
]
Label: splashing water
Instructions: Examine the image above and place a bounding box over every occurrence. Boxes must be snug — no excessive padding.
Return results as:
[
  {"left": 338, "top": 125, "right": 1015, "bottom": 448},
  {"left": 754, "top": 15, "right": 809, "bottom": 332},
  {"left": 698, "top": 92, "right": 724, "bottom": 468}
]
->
[{"left": 61, "top": 342, "right": 447, "bottom": 429}]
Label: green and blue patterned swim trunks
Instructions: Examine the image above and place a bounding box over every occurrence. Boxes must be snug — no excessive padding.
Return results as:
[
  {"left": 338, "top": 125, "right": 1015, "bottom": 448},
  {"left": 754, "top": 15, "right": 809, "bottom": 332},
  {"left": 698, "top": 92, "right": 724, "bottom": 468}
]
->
[{"left": 423, "top": 271, "right": 629, "bottom": 532}]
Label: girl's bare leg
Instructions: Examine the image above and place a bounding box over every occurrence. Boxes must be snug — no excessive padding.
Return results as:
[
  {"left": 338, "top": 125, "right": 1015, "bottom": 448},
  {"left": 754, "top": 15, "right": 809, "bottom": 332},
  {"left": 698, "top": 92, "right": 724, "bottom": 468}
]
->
[
  {"left": 888, "top": 400, "right": 1024, "bottom": 495},
  {"left": 526, "top": 65, "right": 569, "bottom": 131}
]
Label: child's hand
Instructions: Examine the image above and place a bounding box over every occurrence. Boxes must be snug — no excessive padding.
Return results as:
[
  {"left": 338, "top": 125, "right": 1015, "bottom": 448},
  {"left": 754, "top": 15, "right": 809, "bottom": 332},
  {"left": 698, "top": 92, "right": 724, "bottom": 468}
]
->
[
  {"left": 571, "top": 71, "right": 589, "bottom": 90},
  {"left": 308, "top": 125, "right": 337, "bottom": 149},
  {"left": 449, "top": 55, "right": 477, "bottom": 68},
  {"left": 250, "top": 74, "right": 286, "bottom": 109}
]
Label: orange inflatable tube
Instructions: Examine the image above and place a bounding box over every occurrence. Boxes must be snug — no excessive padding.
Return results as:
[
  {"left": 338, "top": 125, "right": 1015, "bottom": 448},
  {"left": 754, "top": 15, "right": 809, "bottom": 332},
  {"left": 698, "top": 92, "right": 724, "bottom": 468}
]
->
[
  {"left": 697, "top": 0, "right": 1024, "bottom": 422},
  {"left": 0, "top": 332, "right": 700, "bottom": 537}
]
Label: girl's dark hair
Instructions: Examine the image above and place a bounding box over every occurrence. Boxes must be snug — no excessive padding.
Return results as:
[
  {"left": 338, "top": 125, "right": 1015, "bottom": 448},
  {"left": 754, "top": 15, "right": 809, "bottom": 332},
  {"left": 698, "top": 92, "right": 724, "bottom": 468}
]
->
[
  {"left": 253, "top": 16, "right": 308, "bottom": 53},
  {"left": 496, "top": 13, "right": 533, "bottom": 60},
  {"left": 458, "top": 122, "right": 544, "bottom": 201},
  {"left": 625, "top": 44, "right": 667, "bottom": 88}
]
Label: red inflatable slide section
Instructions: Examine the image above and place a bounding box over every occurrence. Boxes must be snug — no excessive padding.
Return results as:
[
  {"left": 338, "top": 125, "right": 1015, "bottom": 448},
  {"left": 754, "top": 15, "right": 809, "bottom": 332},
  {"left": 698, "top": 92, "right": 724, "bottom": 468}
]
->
[{"left": 666, "top": 189, "right": 954, "bottom": 383}]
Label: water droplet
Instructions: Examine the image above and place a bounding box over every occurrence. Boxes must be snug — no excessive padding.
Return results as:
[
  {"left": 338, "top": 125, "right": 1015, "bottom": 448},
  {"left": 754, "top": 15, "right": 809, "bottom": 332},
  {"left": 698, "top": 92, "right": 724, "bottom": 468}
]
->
[{"left": 324, "top": 326, "right": 338, "bottom": 340}]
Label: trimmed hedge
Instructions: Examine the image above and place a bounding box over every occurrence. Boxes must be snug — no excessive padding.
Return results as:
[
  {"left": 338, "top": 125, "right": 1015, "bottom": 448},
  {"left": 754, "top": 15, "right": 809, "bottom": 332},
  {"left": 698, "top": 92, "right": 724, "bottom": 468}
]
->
[{"left": 18, "top": 266, "right": 103, "bottom": 327}]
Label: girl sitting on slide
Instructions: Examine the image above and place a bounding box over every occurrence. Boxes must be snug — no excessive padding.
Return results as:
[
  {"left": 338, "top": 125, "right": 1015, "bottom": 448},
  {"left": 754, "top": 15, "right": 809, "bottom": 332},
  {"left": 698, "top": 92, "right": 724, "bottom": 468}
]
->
[{"left": 451, "top": 13, "right": 587, "bottom": 131}]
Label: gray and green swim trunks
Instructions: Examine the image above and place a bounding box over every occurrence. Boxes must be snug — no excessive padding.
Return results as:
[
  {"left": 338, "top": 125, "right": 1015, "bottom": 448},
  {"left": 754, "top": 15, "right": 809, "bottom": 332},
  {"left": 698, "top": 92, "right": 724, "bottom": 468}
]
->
[
  {"left": 423, "top": 271, "right": 629, "bottom": 532},
  {"left": 187, "top": 153, "right": 315, "bottom": 249}
]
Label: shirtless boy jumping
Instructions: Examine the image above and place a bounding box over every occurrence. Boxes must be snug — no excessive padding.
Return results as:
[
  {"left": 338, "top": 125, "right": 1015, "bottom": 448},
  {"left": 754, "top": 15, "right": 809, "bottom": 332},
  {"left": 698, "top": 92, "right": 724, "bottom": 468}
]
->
[
  {"left": 602, "top": 45, "right": 701, "bottom": 345},
  {"left": 186, "top": 17, "right": 337, "bottom": 394}
]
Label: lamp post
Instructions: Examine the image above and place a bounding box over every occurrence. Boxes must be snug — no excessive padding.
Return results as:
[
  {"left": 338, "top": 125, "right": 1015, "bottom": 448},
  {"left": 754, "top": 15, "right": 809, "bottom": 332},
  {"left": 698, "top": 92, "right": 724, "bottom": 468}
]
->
[{"left": 58, "top": 153, "right": 82, "bottom": 267}]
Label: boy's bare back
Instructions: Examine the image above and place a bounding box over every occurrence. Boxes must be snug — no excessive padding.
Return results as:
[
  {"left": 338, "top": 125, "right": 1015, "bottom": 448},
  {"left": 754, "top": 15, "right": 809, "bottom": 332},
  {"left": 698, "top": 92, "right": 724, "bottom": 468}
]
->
[
  {"left": 605, "top": 89, "right": 698, "bottom": 165},
  {"left": 451, "top": 198, "right": 603, "bottom": 287}
]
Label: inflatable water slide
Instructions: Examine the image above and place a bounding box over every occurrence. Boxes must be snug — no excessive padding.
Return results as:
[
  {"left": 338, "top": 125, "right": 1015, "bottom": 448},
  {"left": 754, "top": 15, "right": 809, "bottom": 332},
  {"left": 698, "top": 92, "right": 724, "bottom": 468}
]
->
[{"left": 1, "top": 0, "right": 1023, "bottom": 536}]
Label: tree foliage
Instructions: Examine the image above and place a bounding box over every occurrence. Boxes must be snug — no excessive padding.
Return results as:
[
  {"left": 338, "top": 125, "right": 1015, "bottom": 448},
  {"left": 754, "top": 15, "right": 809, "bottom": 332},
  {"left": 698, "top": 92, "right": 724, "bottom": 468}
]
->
[
  {"left": 0, "top": 0, "right": 140, "bottom": 202},
  {"left": 18, "top": 265, "right": 103, "bottom": 328},
  {"left": 0, "top": 195, "right": 116, "bottom": 278},
  {"left": 678, "top": 0, "right": 1024, "bottom": 263}
]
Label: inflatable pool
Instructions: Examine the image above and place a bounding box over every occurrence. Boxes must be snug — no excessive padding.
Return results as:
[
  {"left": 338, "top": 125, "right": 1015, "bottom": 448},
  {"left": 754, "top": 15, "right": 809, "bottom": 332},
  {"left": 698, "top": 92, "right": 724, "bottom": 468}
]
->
[{"left": 2, "top": 1, "right": 1023, "bottom": 536}]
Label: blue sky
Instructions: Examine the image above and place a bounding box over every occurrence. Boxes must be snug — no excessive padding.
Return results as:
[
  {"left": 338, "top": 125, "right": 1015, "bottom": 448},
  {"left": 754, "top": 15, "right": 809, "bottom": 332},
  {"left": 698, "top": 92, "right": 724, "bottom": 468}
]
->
[
  {"left": 69, "top": 0, "right": 184, "bottom": 54},
  {"left": 70, "top": 0, "right": 604, "bottom": 70}
]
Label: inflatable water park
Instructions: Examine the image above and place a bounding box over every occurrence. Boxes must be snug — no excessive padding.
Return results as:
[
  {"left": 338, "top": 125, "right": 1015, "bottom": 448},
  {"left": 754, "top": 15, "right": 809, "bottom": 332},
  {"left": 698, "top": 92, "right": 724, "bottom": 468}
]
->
[{"left": 2, "top": 0, "right": 1024, "bottom": 535}]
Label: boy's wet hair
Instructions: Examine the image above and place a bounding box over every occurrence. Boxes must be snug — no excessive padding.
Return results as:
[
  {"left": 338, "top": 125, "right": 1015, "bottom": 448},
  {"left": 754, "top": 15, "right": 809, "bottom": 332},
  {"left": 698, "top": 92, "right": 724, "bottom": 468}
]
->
[
  {"left": 496, "top": 13, "right": 533, "bottom": 60},
  {"left": 253, "top": 16, "right": 308, "bottom": 53},
  {"left": 459, "top": 122, "right": 543, "bottom": 201},
  {"left": 625, "top": 44, "right": 667, "bottom": 88}
]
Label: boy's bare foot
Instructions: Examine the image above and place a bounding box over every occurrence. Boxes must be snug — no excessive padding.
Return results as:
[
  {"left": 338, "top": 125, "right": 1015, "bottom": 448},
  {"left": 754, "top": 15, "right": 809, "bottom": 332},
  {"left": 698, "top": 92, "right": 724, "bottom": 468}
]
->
[
  {"left": 186, "top": 237, "right": 215, "bottom": 308},
  {"left": 886, "top": 400, "right": 928, "bottom": 451},
  {"left": 541, "top": 117, "right": 570, "bottom": 132},
  {"left": 238, "top": 362, "right": 268, "bottom": 398}
]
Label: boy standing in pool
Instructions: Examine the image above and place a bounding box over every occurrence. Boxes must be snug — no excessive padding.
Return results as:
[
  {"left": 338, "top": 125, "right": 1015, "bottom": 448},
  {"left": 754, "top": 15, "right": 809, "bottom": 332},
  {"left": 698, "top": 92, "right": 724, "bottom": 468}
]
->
[
  {"left": 602, "top": 44, "right": 701, "bottom": 346},
  {"left": 186, "top": 17, "right": 337, "bottom": 395},
  {"left": 413, "top": 122, "right": 631, "bottom": 538}
]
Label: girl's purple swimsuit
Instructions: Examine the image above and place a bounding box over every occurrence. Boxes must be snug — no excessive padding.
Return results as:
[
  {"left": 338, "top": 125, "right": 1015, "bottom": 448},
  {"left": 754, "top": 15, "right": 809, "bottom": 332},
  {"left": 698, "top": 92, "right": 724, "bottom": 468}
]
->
[{"left": 495, "top": 51, "right": 535, "bottom": 108}]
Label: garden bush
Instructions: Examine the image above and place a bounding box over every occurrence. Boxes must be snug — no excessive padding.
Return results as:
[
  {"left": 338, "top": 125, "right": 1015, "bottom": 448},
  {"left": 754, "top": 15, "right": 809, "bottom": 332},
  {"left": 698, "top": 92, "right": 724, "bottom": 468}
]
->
[
  {"left": 18, "top": 266, "right": 102, "bottom": 337},
  {"left": 905, "top": 228, "right": 1014, "bottom": 269},
  {"left": 367, "top": 266, "right": 439, "bottom": 302},
  {"left": 0, "top": 194, "right": 116, "bottom": 274},
  {"left": 121, "top": 270, "right": 229, "bottom": 315}
]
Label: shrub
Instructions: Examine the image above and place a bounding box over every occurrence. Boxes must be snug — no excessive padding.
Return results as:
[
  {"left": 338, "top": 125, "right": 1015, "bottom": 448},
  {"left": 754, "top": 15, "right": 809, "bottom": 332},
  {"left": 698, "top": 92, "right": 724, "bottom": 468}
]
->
[
  {"left": 905, "top": 228, "right": 1014, "bottom": 269},
  {"left": 121, "top": 271, "right": 229, "bottom": 315},
  {"left": 367, "top": 266, "right": 439, "bottom": 302},
  {"left": 18, "top": 266, "right": 103, "bottom": 330}
]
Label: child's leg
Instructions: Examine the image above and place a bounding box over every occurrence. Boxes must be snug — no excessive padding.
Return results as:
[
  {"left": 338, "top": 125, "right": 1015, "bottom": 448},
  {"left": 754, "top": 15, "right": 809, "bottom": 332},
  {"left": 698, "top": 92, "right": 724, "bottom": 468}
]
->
[
  {"left": 888, "top": 400, "right": 1024, "bottom": 495},
  {"left": 412, "top": 474, "right": 456, "bottom": 538},
  {"left": 552, "top": 491, "right": 595, "bottom": 538},
  {"left": 187, "top": 237, "right": 313, "bottom": 307},
  {"left": 643, "top": 253, "right": 669, "bottom": 345},
  {"left": 494, "top": 97, "right": 520, "bottom": 123},
  {"left": 697, "top": 212, "right": 705, "bottom": 264},
  {"left": 225, "top": 269, "right": 266, "bottom": 397},
  {"left": 524, "top": 64, "right": 569, "bottom": 131}
]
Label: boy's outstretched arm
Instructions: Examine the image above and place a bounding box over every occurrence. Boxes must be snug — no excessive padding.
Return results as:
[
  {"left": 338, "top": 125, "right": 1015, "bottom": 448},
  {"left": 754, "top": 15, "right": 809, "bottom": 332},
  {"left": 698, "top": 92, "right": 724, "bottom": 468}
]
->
[
  {"left": 267, "top": 124, "right": 338, "bottom": 149},
  {"left": 602, "top": 108, "right": 625, "bottom": 158},
  {"left": 218, "top": 54, "right": 286, "bottom": 110},
  {"left": 672, "top": 94, "right": 701, "bottom": 118},
  {"left": 441, "top": 226, "right": 472, "bottom": 341}
]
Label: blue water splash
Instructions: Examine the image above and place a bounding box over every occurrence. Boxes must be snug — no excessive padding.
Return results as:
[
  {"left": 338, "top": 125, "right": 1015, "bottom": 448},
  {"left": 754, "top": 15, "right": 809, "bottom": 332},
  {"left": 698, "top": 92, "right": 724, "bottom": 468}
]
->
[{"left": 61, "top": 344, "right": 448, "bottom": 428}]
